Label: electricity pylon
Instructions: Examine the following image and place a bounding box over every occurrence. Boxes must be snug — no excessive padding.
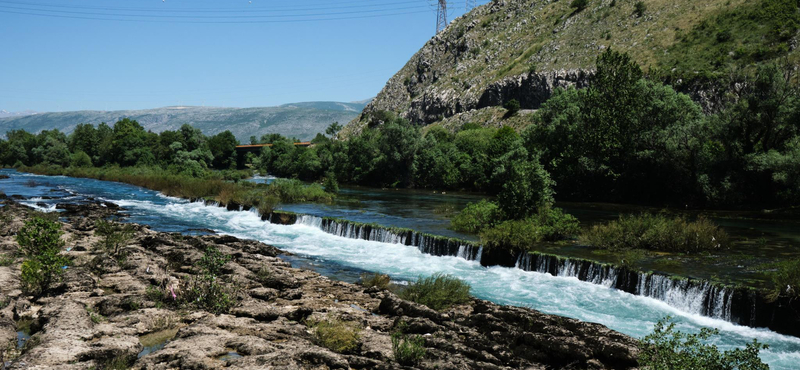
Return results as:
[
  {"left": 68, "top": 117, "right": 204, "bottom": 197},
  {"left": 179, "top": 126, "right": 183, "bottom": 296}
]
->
[
  {"left": 466, "top": 0, "right": 476, "bottom": 11},
  {"left": 436, "top": 0, "right": 447, "bottom": 33}
]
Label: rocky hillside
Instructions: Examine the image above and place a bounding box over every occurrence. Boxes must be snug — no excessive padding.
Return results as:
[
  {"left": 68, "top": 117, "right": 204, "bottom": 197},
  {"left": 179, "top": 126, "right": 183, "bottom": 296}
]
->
[
  {"left": 0, "top": 101, "right": 368, "bottom": 142},
  {"left": 0, "top": 200, "right": 639, "bottom": 369},
  {"left": 343, "top": 0, "right": 799, "bottom": 136}
]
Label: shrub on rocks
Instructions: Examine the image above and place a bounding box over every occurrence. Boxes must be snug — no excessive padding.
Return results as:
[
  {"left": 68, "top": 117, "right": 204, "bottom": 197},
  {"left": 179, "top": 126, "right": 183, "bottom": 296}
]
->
[
  {"left": 360, "top": 273, "right": 391, "bottom": 290},
  {"left": 310, "top": 319, "right": 361, "bottom": 353},
  {"left": 399, "top": 273, "right": 471, "bottom": 311},
  {"left": 185, "top": 245, "right": 238, "bottom": 314},
  {"left": 16, "top": 217, "right": 70, "bottom": 296},
  {"left": 391, "top": 321, "right": 426, "bottom": 366}
]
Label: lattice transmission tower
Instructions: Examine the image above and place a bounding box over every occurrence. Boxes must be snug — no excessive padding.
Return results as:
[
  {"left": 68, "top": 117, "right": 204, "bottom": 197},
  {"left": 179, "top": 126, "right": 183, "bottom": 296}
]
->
[
  {"left": 466, "top": 0, "right": 476, "bottom": 11},
  {"left": 436, "top": 0, "right": 447, "bottom": 34}
]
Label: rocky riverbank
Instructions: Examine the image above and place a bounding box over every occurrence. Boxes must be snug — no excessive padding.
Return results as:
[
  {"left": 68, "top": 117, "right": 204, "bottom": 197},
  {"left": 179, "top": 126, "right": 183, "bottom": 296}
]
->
[{"left": 0, "top": 200, "right": 639, "bottom": 369}]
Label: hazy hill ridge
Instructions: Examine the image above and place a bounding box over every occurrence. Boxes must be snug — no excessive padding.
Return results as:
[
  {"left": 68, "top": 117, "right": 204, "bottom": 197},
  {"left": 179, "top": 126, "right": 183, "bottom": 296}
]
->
[
  {"left": 344, "top": 0, "right": 799, "bottom": 135},
  {"left": 0, "top": 101, "right": 368, "bottom": 142}
]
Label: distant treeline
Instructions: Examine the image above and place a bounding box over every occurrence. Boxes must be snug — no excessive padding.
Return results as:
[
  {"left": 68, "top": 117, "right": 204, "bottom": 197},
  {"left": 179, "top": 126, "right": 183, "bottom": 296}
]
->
[
  {"left": 2, "top": 50, "right": 798, "bottom": 208},
  {"left": 0, "top": 121, "right": 241, "bottom": 177}
]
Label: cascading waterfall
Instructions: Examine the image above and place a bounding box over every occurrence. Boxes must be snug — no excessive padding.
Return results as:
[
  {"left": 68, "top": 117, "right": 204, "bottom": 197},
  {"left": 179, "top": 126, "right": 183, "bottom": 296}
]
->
[
  {"left": 260, "top": 208, "right": 745, "bottom": 330},
  {"left": 512, "top": 251, "right": 735, "bottom": 322},
  {"left": 294, "top": 215, "right": 484, "bottom": 263}
]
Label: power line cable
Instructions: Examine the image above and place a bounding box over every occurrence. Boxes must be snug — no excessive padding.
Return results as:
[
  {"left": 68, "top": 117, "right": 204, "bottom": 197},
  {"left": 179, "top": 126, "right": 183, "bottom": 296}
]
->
[
  {"left": 0, "top": 4, "right": 431, "bottom": 19},
  {"left": 0, "top": 8, "right": 430, "bottom": 23}
]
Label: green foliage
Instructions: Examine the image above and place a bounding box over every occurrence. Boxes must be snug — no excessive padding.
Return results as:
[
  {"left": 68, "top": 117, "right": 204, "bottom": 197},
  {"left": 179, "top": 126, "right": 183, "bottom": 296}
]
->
[
  {"left": 503, "top": 99, "right": 521, "bottom": 117},
  {"left": 451, "top": 199, "right": 502, "bottom": 234},
  {"left": 69, "top": 150, "right": 93, "bottom": 168},
  {"left": 16, "top": 218, "right": 70, "bottom": 296},
  {"left": 765, "top": 259, "right": 800, "bottom": 302},
  {"left": 322, "top": 171, "right": 339, "bottom": 194},
  {"left": 570, "top": 0, "right": 588, "bottom": 11},
  {"left": 580, "top": 214, "right": 728, "bottom": 253},
  {"left": 94, "top": 219, "right": 134, "bottom": 262},
  {"left": 392, "top": 331, "right": 426, "bottom": 366},
  {"left": 0, "top": 254, "right": 14, "bottom": 267},
  {"left": 633, "top": 1, "right": 646, "bottom": 17},
  {"left": 640, "top": 317, "right": 768, "bottom": 370},
  {"left": 480, "top": 207, "right": 580, "bottom": 251},
  {"left": 494, "top": 152, "right": 554, "bottom": 220},
  {"left": 360, "top": 272, "right": 391, "bottom": 290},
  {"left": 659, "top": 0, "right": 799, "bottom": 78},
  {"left": 399, "top": 273, "right": 471, "bottom": 311},
  {"left": 325, "top": 122, "right": 343, "bottom": 137},
  {"left": 185, "top": 245, "right": 237, "bottom": 314},
  {"left": 311, "top": 319, "right": 361, "bottom": 353}
]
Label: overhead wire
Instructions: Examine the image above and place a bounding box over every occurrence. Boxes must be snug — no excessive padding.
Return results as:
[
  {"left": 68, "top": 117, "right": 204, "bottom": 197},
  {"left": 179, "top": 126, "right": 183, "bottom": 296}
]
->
[{"left": 0, "top": 0, "right": 428, "bottom": 13}]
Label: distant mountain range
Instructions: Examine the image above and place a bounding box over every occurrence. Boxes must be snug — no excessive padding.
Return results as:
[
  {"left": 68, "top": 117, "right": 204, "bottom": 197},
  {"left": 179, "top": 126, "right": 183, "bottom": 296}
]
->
[
  {"left": 0, "top": 101, "right": 369, "bottom": 142},
  {"left": 0, "top": 110, "right": 38, "bottom": 119}
]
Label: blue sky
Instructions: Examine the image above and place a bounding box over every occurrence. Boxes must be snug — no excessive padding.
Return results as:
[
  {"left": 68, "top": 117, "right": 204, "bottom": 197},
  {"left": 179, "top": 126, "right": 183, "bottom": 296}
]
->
[{"left": 0, "top": 0, "right": 486, "bottom": 112}]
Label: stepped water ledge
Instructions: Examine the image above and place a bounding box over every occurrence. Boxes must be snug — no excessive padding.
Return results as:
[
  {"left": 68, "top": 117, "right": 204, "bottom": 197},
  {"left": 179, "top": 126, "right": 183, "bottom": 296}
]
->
[{"left": 200, "top": 199, "right": 800, "bottom": 338}]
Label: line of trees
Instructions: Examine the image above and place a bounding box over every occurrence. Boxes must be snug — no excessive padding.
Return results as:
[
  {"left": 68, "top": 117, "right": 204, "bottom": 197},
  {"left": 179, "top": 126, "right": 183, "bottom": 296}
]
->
[
  {"left": 0, "top": 120, "right": 239, "bottom": 177},
  {"left": 253, "top": 50, "right": 800, "bottom": 208}
]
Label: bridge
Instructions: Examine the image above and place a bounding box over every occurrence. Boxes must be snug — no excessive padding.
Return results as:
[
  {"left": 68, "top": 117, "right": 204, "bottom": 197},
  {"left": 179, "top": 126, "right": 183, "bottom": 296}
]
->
[{"left": 235, "top": 142, "right": 312, "bottom": 155}]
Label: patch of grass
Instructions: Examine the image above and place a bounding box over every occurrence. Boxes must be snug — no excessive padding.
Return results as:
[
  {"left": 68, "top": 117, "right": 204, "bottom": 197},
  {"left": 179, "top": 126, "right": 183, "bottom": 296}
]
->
[
  {"left": 580, "top": 214, "right": 728, "bottom": 253},
  {"left": 99, "top": 355, "right": 134, "bottom": 370},
  {"left": 392, "top": 321, "right": 426, "bottom": 366},
  {"left": 360, "top": 273, "right": 391, "bottom": 290},
  {"left": 658, "top": 0, "right": 799, "bottom": 81},
  {"left": 310, "top": 318, "right": 361, "bottom": 353},
  {"left": 399, "top": 273, "right": 471, "bottom": 311},
  {"left": 86, "top": 305, "right": 105, "bottom": 324},
  {"left": 0, "top": 254, "right": 14, "bottom": 267}
]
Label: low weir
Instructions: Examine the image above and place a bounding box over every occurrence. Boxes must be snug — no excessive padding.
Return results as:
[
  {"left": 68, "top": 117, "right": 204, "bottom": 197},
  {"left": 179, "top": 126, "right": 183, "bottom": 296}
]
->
[{"left": 203, "top": 200, "right": 800, "bottom": 337}]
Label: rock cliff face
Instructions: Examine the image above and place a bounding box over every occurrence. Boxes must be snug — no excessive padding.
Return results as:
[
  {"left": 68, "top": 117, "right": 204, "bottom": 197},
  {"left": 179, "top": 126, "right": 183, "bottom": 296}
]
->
[
  {"left": 342, "top": 0, "right": 600, "bottom": 137},
  {"left": 0, "top": 201, "right": 640, "bottom": 369}
]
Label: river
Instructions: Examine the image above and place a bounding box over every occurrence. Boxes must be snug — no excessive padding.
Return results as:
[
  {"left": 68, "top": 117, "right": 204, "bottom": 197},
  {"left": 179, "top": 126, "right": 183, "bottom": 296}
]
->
[{"left": 2, "top": 169, "right": 799, "bottom": 369}]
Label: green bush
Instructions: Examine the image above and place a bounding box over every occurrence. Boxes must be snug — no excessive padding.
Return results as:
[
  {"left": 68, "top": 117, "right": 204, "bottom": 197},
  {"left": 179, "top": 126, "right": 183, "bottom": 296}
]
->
[
  {"left": 634, "top": 1, "right": 646, "bottom": 17},
  {"left": 16, "top": 218, "right": 70, "bottom": 296},
  {"left": 392, "top": 331, "right": 426, "bottom": 366},
  {"left": 570, "top": 0, "right": 588, "bottom": 11},
  {"left": 360, "top": 272, "right": 391, "bottom": 290},
  {"left": 503, "top": 99, "right": 521, "bottom": 117},
  {"left": 640, "top": 317, "right": 768, "bottom": 370},
  {"left": 451, "top": 199, "right": 502, "bottom": 233},
  {"left": 399, "top": 273, "right": 471, "bottom": 311},
  {"left": 268, "top": 179, "right": 333, "bottom": 203},
  {"left": 580, "top": 214, "right": 727, "bottom": 253},
  {"left": 184, "top": 245, "right": 237, "bottom": 314},
  {"left": 766, "top": 259, "right": 800, "bottom": 302},
  {"left": 69, "top": 150, "right": 92, "bottom": 168},
  {"left": 311, "top": 319, "right": 361, "bottom": 353},
  {"left": 94, "top": 219, "right": 134, "bottom": 262},
  {"left": 480, "top": 207, "right": 580, "bottom": 251},
  {"left": 323, "top": 172, "right": 339, "bottom": 194}
]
